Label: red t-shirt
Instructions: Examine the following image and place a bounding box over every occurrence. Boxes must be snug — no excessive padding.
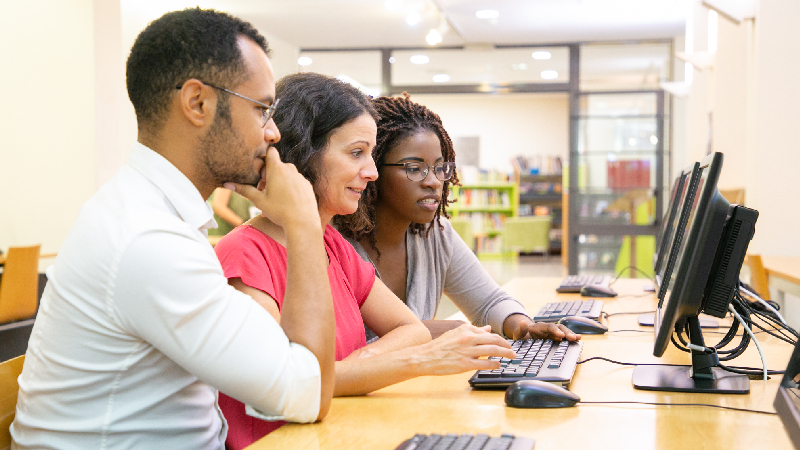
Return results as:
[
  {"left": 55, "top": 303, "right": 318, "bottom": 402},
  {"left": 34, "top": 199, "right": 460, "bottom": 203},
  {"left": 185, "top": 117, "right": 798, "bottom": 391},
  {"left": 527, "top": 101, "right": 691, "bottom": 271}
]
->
[{"left": 214, "top": 224, "right": 376, "bottom": 449}]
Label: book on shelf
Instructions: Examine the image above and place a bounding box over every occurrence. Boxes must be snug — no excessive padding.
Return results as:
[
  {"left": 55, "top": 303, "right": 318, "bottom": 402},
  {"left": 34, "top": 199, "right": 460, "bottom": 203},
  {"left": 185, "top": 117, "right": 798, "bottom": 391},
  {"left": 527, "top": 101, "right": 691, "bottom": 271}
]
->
[
  {"left": 457, "top": 189, "right": 510, "bottom": 208},
  {"left": 511, "top": 154, "right": 563, "bottom": 176}
]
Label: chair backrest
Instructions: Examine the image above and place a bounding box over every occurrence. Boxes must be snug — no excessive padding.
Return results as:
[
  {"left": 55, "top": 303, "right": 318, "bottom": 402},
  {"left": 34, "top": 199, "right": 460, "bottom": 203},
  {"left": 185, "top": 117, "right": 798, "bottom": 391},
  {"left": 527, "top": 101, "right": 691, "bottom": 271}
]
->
[
  {"left": 502, "top": 216, "right": 552, "bottom": 253},
  {"left": 449, "top": 217, "right": 474, "bottom": 251},
  {"left": 746, "top": 254, "right": 771, "bottom": 301},
  {"left": 0, "top": 245, "right": 41, "bottom": 324},
  {"left": 0, "top": 355, "right": 24, "bottom": 450}
]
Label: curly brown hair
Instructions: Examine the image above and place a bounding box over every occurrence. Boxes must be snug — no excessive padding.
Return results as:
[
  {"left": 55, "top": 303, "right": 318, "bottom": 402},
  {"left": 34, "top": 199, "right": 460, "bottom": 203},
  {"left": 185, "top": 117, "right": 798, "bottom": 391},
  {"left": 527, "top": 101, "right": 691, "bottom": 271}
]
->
[{"left": 334, "top": 93, "right": 460, "bottom": 257}]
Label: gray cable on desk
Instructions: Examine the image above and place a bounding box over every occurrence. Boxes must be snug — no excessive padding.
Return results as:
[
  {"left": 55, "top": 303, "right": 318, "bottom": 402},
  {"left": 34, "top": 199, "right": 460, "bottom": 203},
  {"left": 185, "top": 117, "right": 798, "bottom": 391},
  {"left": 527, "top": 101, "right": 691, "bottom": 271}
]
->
[{"left": 728, "top": 302, "right": 767, "bottom": 381}]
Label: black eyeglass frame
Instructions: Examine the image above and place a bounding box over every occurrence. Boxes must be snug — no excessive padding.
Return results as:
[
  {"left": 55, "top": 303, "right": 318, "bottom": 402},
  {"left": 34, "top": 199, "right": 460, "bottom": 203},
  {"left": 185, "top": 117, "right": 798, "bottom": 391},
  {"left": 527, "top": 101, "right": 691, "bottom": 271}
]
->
[
  {"left": 175, "top": 81, "right": 279, "bottom": 128},
  {"left": 382, "top": 161, "right": 456, "bottom": 181}
]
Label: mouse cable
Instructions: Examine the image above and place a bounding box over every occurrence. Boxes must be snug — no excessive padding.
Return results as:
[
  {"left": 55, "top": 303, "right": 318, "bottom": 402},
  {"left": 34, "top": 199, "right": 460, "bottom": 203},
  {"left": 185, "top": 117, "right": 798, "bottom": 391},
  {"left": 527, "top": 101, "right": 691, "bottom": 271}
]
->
[
  {"left": 578, "top": 401, "right": 777, "bottom": 416},
  {"left": 576, "top": 356, "right": 679, "bottom": 366},
  {"left": 576, "top": 356, "right": 785, "bottom": 374},
  {"left": 608, "top": 265, "right": 655, "bottom": 286},
  {"left": 604, "top": 311, "right": 655, "bottom": 317},
  {"left": 607, "top": 329, "right": 653, "bottom": 333}
]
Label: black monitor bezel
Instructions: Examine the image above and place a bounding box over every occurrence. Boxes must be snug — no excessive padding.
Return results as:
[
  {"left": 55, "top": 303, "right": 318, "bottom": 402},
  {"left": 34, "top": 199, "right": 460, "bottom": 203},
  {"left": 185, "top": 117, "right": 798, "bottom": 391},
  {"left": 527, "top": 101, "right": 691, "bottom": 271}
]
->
[
  {"left": 654, "top": 152, "right": 729, "bottom": 357},
  {"left": 654, "top": 162, "right": 701, "bottom": 300}
]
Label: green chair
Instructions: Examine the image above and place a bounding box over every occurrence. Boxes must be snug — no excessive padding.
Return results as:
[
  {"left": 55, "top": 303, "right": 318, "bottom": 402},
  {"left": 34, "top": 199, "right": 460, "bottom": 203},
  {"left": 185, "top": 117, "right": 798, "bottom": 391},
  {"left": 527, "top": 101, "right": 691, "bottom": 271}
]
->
[
  {"left": 502, "top": 216, "right": 552, "bottom": 259},
  {"left": 449, "top": 217, "right": 474, "bottom": 252}
]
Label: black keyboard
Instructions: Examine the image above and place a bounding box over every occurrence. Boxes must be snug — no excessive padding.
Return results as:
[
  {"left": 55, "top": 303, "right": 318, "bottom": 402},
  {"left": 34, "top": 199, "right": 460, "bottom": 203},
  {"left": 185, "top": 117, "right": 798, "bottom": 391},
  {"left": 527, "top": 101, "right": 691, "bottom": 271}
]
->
[
  {"left": 555, "top": 274, "right": 611, "bottom": 293},
  {"left": 394, "top": 433, "right": 535, "bottom": 450},
  {"left": 533, "top": 299, "right": 604, "bottom": 322},
  {"left": 469, "top": 338, "right": 582, "bottom": 388}
]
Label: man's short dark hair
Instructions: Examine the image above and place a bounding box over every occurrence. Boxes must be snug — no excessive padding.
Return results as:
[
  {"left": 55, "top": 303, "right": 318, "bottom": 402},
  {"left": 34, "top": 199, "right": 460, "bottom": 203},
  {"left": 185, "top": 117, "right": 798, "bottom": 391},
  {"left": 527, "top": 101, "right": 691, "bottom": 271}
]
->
[{"left": 126, "top": 8, "right": 270, "bottom": 136}]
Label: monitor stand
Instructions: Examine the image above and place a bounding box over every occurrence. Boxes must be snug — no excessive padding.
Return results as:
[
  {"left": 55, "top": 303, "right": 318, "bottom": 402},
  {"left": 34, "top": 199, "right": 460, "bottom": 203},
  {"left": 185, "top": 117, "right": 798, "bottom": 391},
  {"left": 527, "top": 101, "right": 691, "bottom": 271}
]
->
[
  {"left": 632, "top": 316, "right": 750, "bottom": 394},
  {"left": 638, "top": 313, "right": 719, "bottom": 328}
]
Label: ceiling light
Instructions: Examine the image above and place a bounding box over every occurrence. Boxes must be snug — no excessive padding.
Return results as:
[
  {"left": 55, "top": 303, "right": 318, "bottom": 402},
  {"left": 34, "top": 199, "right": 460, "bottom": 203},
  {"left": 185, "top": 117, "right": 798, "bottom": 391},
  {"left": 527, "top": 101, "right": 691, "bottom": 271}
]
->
[
  {"left": 406, "top": 11, "right": 421, "bottom": 26},
  {"left": 432, "top": 74, "right": 450, "bottom": 83},
  {"left": 475, "top": 10, "right": 499, "bottom": 19},
  {"left": 426, "top": 29, "right": 442, "bottom": 46},
  {"left": 385, "top": 0, "right": 403, "bottom": 12},
  {"left": 512, "top": 63, "right": 527, "bottom": 71},
  {"left": 297, "top": 56, "right": 312, "bottom": 66},
  {"left": 532, "top": 51, "right": 551, "bottom": 60},
  {"left": 389, "top": 56, "right": 396, "bottom": 64},
  {"left": 540, "top": 70, "right": 558, "bottom": 80},
  {"left": 410, "top": 54, "right": 430, "bottom": 64},
  {"left": 628, "top": 138, "right": 638, "bottom": 147},
  {"left": 650, "top": 135, "right": 659, "bottom": 145}
]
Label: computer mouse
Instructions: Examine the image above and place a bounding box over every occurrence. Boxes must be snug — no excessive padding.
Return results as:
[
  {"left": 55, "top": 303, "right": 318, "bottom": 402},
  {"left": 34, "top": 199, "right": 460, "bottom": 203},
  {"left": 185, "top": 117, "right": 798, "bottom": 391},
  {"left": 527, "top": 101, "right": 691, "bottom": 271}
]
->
[
  {"left": 505, "top": 380, "right": 580, "bottom": 408},
  {"left": 557, "top": 316, "right": 608, "bottom": 334},
  {"left": 580, "top": 285, "right": 618, "bottom": 297}
]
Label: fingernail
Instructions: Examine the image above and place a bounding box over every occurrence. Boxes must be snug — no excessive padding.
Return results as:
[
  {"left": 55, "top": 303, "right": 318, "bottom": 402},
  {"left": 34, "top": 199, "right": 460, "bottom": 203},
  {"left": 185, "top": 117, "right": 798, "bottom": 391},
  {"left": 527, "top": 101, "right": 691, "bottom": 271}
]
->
[{"left": 223, "top": 183, "right": 235, "bottom": 191}]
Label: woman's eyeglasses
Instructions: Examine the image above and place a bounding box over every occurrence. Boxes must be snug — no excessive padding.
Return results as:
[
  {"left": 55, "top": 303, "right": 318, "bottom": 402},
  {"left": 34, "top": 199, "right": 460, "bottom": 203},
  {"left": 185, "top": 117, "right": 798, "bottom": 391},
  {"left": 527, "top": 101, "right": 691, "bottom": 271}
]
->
[{"left": 382, "top": 162, "right": 456, "bottom": 182}]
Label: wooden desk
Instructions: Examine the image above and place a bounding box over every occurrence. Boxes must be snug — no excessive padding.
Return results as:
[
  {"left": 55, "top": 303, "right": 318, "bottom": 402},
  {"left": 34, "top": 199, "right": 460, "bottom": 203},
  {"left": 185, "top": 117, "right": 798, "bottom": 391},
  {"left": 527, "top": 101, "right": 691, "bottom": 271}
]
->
[
  {"left": 761, "top": 256, "right": 800, "bottom": 297},
  {"left": 246, "top": 278, "right": 795, "bottom": 450}
]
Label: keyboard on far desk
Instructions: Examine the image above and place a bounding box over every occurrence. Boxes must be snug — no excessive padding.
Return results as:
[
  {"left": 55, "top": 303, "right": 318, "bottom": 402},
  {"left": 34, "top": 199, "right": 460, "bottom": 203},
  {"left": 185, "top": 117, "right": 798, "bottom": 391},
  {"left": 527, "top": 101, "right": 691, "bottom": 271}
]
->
[
  {"left": 394, "top": 433, "right": 535, "bottom": 450},
  {"left": 469, "top": 338, "right": 583, "bottom": 389},
  {"left": 556, "top": 274, "right": 611, "bottom": 293},
  {"left": 533, "top": 299, "right": 604, "bottom": 322}
]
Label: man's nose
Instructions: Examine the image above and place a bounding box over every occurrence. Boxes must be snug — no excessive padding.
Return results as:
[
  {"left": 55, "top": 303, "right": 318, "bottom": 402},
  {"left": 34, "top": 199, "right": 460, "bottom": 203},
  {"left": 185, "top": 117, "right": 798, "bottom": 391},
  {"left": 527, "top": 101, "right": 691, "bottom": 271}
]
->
[{"left": 265, "top": 119, "right": 281, "bottom": 144}]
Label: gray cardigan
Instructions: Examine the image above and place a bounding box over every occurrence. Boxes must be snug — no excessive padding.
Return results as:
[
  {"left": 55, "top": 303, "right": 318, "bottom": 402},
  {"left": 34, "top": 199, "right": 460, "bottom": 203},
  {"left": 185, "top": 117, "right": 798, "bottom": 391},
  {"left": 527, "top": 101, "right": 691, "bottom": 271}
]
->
[{"left": 346, "top": 217, "right": 529, "bottom": 339}]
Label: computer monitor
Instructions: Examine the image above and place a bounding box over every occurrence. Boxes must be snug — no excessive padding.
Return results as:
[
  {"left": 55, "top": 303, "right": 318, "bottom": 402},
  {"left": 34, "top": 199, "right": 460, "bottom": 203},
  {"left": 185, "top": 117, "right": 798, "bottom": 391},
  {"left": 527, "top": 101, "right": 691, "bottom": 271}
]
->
[
  {"left": 653, "top": 162, "right": 701, "bottom": 300},
  {"left": 632, "top": 152, "right": 759, "bottom": 393},
  {"left": 775, "top": 340, "right": 800, "bottom": 448}
]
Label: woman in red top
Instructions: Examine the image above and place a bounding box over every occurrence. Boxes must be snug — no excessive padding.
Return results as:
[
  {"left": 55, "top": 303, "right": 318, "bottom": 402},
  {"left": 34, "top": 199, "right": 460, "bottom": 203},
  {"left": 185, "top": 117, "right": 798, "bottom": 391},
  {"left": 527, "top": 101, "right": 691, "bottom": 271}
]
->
[{"left": 214, "top": 73, "right": 517, "bottom": 449}]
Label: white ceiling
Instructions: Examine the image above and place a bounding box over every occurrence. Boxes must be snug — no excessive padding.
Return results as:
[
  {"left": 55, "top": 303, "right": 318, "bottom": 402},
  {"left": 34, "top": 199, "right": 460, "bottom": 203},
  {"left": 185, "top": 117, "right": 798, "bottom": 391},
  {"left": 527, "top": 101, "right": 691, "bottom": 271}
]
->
[{"left": 221, "top": 0, "right": 690, "bottom": 49}]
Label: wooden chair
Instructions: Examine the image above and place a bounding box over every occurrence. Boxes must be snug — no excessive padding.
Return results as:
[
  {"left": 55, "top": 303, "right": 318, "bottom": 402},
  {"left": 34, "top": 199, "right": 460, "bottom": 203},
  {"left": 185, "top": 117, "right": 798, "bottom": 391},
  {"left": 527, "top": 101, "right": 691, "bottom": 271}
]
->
[
  {"left": 0, "top": 355, "right": 24, "bottom": 450},
  {"left": 746, "top": 254, "right": 771, "bottom": 301},
  {"left": 0, "top": 245, "right": 41, "bottom": 324}
]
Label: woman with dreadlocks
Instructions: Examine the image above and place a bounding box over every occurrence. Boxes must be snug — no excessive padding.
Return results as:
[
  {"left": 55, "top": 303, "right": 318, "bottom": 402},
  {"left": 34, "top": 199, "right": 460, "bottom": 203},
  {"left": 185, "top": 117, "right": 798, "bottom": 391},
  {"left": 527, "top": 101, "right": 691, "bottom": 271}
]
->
[{"left": 335, "top": 94, "right": 579, "bottom": 343}]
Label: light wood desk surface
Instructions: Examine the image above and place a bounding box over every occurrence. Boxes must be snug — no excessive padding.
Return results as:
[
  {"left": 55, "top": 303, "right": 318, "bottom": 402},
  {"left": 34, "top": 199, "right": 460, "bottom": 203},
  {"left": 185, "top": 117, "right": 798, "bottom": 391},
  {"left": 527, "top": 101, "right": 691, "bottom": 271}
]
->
[
  {"left": 762, "top": 256, "right": 800, "bottom": 287},
  {"left": 246, "top": 278, "right": 795, "bottom": 450}
]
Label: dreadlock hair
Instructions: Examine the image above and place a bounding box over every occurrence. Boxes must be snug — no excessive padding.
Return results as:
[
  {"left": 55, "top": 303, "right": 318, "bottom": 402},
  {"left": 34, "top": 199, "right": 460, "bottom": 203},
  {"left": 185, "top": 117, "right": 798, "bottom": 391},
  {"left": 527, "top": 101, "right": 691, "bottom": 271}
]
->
[{"left": 334, "top": 93, "right": 459, "bottom": 259}]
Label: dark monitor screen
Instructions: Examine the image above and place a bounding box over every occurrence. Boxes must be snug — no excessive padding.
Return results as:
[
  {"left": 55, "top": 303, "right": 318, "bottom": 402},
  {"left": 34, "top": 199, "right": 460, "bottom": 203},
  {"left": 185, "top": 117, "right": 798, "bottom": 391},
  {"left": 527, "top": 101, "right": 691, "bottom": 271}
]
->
[
  {"left": 653, "top": 163, "right": 700, "bottom": 301},
  {"left": 655, "top": 152, "right": 727, "bottom": 357},
  {"left": 634, "top": 152, "right": 759, "bottom": 394}
]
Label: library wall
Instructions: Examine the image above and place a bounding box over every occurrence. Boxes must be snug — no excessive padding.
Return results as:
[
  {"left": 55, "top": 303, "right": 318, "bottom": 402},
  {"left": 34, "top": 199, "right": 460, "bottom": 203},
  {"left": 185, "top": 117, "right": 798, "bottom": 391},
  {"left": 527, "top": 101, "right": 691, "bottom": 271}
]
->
[
  {"left": 0, "top": 0, "right": 97, "bottom": 254},
  {"left": 410, "top": 93, "right": 569, "bottom": 174}
]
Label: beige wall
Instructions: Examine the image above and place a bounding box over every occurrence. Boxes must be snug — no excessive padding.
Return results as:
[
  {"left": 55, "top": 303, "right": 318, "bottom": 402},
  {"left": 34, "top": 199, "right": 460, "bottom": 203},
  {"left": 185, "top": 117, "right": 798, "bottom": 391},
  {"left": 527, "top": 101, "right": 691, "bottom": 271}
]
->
[
  {"left": 748, "top": 0, "right": 800, "bottom": 256},
  {"left": 0, "top": 0, "right": 97, "bottom": 254},
  {"left": 410, "top": 93, "right": 569, "bottom": 174},
  {"left": 683, "top": 0, "right": 800, "bottom": 257}
]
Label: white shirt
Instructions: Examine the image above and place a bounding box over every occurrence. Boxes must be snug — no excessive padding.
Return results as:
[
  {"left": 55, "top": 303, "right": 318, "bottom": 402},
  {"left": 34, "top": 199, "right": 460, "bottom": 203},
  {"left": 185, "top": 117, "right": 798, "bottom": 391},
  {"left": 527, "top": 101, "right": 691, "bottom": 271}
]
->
[{"left": 11, "top": 143, "right": 321, "bottom": 450}]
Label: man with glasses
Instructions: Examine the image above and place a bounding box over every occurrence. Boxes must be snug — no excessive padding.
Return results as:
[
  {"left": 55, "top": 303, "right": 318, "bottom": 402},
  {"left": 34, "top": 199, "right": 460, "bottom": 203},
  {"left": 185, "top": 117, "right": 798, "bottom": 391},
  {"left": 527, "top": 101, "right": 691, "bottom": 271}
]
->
[{"left": 11, "top": 8, "right": 335, "bottom": 450}]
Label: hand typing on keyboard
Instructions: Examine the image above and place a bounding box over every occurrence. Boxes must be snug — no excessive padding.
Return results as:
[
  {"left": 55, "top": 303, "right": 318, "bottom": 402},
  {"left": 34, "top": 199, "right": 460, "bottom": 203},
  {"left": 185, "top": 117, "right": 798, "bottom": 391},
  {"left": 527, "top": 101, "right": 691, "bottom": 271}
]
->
[
  {"left": 503, "top": 314, "right": 581, "bottom": 342},
  {"left": 412, "top": 324, "right": 516, "bottom": 375}
]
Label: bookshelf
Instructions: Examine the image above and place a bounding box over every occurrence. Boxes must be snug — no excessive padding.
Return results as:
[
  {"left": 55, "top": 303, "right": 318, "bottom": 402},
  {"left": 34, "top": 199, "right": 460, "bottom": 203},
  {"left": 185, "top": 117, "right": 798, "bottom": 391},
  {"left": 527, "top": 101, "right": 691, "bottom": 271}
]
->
[
  {"left": 517, "top": 173, "right": 563, "bottom": 254},
  {"left": 449, "top": 182, "right": 518, "bottom": 260}
]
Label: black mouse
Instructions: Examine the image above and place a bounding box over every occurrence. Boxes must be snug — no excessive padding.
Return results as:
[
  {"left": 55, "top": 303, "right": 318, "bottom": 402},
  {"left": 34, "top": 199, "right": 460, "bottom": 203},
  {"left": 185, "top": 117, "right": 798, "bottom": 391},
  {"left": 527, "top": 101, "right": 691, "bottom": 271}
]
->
[
  {"left": 580, "top": 285, "right": 617, "bottom": 297},
  {"left": 557, "top": 316, "right": 608, "bottom": 334},
  {"left": 505, "top": 380, "right": 580, "bottom": 408}
]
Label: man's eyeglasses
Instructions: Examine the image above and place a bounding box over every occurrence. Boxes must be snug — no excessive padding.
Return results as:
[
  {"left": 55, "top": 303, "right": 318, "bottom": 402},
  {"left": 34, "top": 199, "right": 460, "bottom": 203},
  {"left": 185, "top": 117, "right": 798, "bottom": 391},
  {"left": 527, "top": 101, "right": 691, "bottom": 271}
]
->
[
  {"left": 175, "top": 81, "right": 279, "bottom": 128},
  {"left": 382, "top": 161, "right": 456, "bottom": 182}
]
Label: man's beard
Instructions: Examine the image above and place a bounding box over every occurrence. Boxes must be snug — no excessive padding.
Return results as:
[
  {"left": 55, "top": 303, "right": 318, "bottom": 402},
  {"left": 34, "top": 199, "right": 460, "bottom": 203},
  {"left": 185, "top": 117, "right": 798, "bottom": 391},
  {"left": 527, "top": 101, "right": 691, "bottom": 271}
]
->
[{"left": 199, "top": 104, "right": 261, "bottom": 188}]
